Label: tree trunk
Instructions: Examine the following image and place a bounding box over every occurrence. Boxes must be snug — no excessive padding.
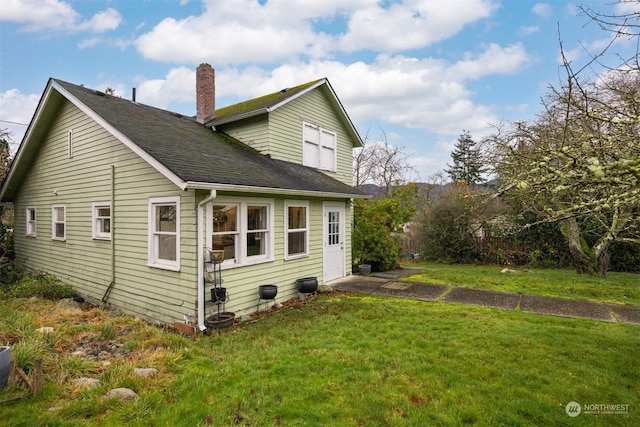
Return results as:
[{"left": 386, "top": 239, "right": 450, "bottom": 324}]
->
[{"left": 560, "top": 218, "right": 595, "bottom": 275}]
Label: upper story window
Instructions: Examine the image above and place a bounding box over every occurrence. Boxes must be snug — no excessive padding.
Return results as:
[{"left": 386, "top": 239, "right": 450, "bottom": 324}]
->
[
  {"left": 26, "top": 207, "right": 36, "bottom": 237},
  {"left": 52, "top": 204, "right": 66, "bottom": 241},
  {"left": 285, "top": 201, "right": 309, "bottom": 259},
  {"left": 208, "top": 197, "right": 274, "bottom": 268},
  {"left": 303, "top": 122, "right": 336, "bottom": 172},
  {"left": 148, "top": 196, "right": 180, "bottom": 271},
  {"left": 92, "top": 202, "right": 111, "bottom": 240}
]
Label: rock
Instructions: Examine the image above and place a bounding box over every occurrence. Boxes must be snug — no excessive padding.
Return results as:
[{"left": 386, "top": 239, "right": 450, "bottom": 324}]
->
[
  {"left": 70, "top": 350, "right": 86, "bottom": 358},
  {"left": 36, "top": 326, "right": 55, "bottom": 334},
  {"left": 501, "top": 268, "right": 519, "bottom": 274},
  {"left": 102, "top": 387, "right": 138, "bottom": 401},
  {"left": 134, "top": 368, "right": 158, "bottom": 378},
  {"left": 317, "top": 284, "right": 333, "bottom": 293},
  {"left": 56, "top": 298, "right": 83, "bottom": 313},
  {"left": 73, "top": 377, "right": 101, "bottom": 389}
]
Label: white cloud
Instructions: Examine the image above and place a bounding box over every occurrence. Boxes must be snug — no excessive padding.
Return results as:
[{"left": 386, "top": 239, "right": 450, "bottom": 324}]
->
[
  {"left": 134, "top": 0, "right": 498, "bottom": 64},
  {"left": 0, "top": 89, "right": 41, "bottom": 150},
  {"left": 519, "top": 25, "right": 539, "bottom": 35},
  {"left": 532, "top": 3, "right": 552, "bottom": 18},
  {"left": 340, "top": 0, "right": 498, "bottom": 52},
  {"left": 134, "top": 67, "right": 196, "bottom": 108},
  {"left": 0, "top": 0, "right": 121, "bottom": 33}
]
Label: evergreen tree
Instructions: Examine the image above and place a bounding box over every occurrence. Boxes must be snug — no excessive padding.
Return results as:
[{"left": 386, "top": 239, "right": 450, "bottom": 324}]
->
[{"left": 445, "top": 130, "right": 487, "bottom": 185}]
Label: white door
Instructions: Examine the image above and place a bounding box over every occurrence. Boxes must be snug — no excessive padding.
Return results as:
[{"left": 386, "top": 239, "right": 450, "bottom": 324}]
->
[{"left": 323, "top": 202, "right": 345, "bottom": 282}]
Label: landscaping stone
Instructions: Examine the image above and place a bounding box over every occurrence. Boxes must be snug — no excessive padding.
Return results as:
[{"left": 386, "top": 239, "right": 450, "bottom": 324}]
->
[
  {"left": 36, "top": 326, "right": 55, "bottom": 334},
  {"left": 103, "top": 387, "right": 138, "bottom": 401},
  {"left": 56, "top": 298, "right": 82, "bottom": 313},
  {"left": 73, "top": 377, "right": 101, "bottom": 389},
  {"left": 317, "top": 284, "right": 333, "bottom": 293},
  {"left": 134, "top": 368, "right": 158, "bottom": 377}
]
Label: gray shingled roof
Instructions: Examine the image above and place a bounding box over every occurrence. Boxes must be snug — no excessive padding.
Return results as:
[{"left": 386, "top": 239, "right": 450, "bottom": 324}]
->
[{"left": 55, "top": 79, "right": 364, "bottom": 197}]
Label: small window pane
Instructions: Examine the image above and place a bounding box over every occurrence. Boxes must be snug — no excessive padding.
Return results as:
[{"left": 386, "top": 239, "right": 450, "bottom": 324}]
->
[
  {"left": 288, "top": 206, "right": 306, "bottom": 229},
  {"left": 247, "top": 231, "right": 265, "bottom": 256},
  {"left": 55, "top": 223, "right": 65, "bottom": 238},
  {"left": 288, "top": 231, "right": 306, "bottom": 255},
  {"left": 156, "top": 205, "right": 176, "bottom": 232},
  {"left": 212, "top": 205, "right": 237, "bottom": 232},
  {"left": 158, "top": 234, "right": 176, "bottom": 261},
  {"left": 55, "top": 207, "right": 65, "bottom": 222},
  {"left": 248, "top": 206, "right": 267, "bottom": 230}
]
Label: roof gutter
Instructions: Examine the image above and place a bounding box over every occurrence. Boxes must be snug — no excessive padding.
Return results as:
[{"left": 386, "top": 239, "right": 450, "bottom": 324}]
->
[
  {"left": 184, "top": 181, "right": 370, "bottom": 199},
  {"left": 196, "top": 189, "right": 218, "bottom": 331}
]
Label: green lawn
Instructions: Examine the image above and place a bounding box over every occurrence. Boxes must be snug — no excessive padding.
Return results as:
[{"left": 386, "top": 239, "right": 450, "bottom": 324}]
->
[
  {"left": 403, "top": 261, "right": 640, "bottom": 306},
  {"left": 1, "top": 289, "right": 638, "bottom": 426}
]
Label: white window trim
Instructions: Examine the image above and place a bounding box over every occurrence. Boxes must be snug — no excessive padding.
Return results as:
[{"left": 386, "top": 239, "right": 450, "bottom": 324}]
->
[
  {"left": 92, "top": 201, "right": 111, "bottom": 240},
  {"left": 67, "top": 129, "right": 73, "bottom": 159},
  {"left": 148, "top": 196, "right": 180, "bottom": 271},
  {"left": 26, "top": 206, "right": 36, "bottom": 237},
  {"left": 302, "top": 121, "right": 337, "bottom": 172},
  {"left": 51, "top": 204, "right": 66, "bottom": 241},
  {"left": 206, "top": 196, "right": 275, "bottom": 269},
  {"left": 284, "top": 200, "right": 309, "bottom": 260}
]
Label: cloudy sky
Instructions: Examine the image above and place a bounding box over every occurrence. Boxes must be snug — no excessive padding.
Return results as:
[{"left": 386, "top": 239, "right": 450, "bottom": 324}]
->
[{"left": 0, "top": 0, "right": 634, "bottom": 181}]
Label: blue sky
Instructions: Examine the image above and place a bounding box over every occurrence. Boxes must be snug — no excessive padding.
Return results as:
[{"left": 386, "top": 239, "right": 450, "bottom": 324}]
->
[{"left": 0, "top": 0, "right": 634, "bottom": 181}]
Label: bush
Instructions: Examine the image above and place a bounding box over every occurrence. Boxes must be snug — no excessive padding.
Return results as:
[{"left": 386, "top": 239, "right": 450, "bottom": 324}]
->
[
  {"left": 415, "top": 185, "right": 482, "bottom": 263},
  {"left": 352, "top": 199, "right": 401, "bottom": 272},
  {"left": 1, "top": 272, "right": 75, "bottom": 300}
]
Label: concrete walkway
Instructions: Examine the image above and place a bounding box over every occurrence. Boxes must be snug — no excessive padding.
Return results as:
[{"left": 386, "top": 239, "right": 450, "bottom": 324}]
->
[{"left": 330, "top": 269, "right": 640, "bottom": 325}]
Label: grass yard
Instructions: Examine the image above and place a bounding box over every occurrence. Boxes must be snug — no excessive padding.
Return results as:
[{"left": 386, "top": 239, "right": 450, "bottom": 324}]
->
[
  {"left": 404, "top": 262, "right": 640, "bottom": 306},
  {"left": 1, "top": 288, "right": 638, "bottom": 426}
]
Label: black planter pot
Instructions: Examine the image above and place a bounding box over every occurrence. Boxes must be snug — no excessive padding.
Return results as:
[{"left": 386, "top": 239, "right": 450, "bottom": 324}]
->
[
  {"left": 296, "top": 277, "right": 318, "bottom": 293},
  {"left": 210, "top": 287, "right": 227, "bottom": 302},
  {"left": 258, "top": 285, "right": 278, "bottom": 300},
  {"left": 205, "top": 312, "right": 235, "bottom": 329}
]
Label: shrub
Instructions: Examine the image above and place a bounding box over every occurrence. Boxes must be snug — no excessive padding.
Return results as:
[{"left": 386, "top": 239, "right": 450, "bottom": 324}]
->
[
  {"left": 2, "top": 272, "right": 75, "bottom": 300},
  {"left": 352, "top": 199, "right": 401, "bottom": 271}
]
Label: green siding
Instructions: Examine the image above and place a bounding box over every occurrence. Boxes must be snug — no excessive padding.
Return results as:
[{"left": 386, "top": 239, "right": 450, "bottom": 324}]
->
[
  {"left": 200, "top": 194, "right": 351, "bottom": 319},
  {"left": 218, "top": 87, "right": 356, "bottom": 187},
  {"left": 12, "top": 99, "right": 198, "bottom": 325}
]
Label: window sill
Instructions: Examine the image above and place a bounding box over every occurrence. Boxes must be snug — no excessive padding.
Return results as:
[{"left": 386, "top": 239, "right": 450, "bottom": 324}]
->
[
  {"left": 147, "top": 262, "right": 180, "bottom": 272},
  {"left": 285, "top": 254, "right": 309, "bottom": 261},
  {"left": 220, "top": 257, "right": 274, "bottom": 270}
]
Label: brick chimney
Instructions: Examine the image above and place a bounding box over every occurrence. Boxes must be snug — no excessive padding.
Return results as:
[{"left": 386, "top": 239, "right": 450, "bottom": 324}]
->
[{"left": 196, "top": 63, "right": 215, "bottom": 124}]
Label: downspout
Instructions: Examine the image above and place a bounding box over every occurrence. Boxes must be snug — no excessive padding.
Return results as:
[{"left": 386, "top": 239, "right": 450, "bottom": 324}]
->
[
  {"left": 197, "top": 189, "right": 217, "bottom": 331},
  {"left": 101, "top": 165, "right": 116, "bottom": 306},
  {"left": 111, "top": 166, "right": 116, "bottom": 287}
]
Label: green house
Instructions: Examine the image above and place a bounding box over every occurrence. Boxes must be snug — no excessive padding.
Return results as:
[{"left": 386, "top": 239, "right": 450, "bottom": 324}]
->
[{"left": 0, "top": 64, "right": 366, "bottom": 330}]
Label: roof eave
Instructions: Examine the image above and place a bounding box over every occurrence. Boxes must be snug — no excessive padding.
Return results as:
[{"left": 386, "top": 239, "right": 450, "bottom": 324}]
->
[{"left": 184, "top": 181, "right": 370, "bottom": 199}]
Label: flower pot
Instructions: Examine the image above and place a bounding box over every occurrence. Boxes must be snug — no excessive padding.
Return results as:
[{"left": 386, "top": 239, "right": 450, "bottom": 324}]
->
[
  {"left": 258, "top": 285, "right": 278, "bottom": 300},
  {"left": 205, "top": 312, "right": 235, "bottom": 329},
  {"left": 210, "top": 287, "right": 227, "bottom": 302},
  {"left": 359, "top": 264, "right": 372, "bottom": 275},
  {"left": 0, "top": 346, "right": 10, "bottom": 389},
  {"left": 296, "top": 277, "right": 318, "bottom": 293}
]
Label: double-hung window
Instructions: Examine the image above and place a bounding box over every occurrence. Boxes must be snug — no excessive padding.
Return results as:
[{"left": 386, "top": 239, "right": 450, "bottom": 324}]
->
[
  {"left": 26, "top": 207, "right": 36, "bottom": 237},
  {"left": 52, "top": 205, "right": 66, "bottom": 240},
  {"left": 148, "top": 196, "right": 180, "bottom": 270},
  {"left": 303, "top": 122, "right": 336, "bottom": 172},
  {"left": 285, "top": 201, "right": 309, "bottom": 259},
  {"left": 209, "top": 197, "right": 273, "bottom": 267},
  {"left": 92, "top": 202, "right": 111, "bottom": 240}
]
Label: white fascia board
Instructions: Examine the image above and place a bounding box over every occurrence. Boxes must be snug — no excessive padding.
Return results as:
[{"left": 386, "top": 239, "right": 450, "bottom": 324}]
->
[
  {"left": 184, "top": 181, "right": 370, "bottom": 199},
  {"left": 51, "top": 81, "right": 188, "bottom": 190}
]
